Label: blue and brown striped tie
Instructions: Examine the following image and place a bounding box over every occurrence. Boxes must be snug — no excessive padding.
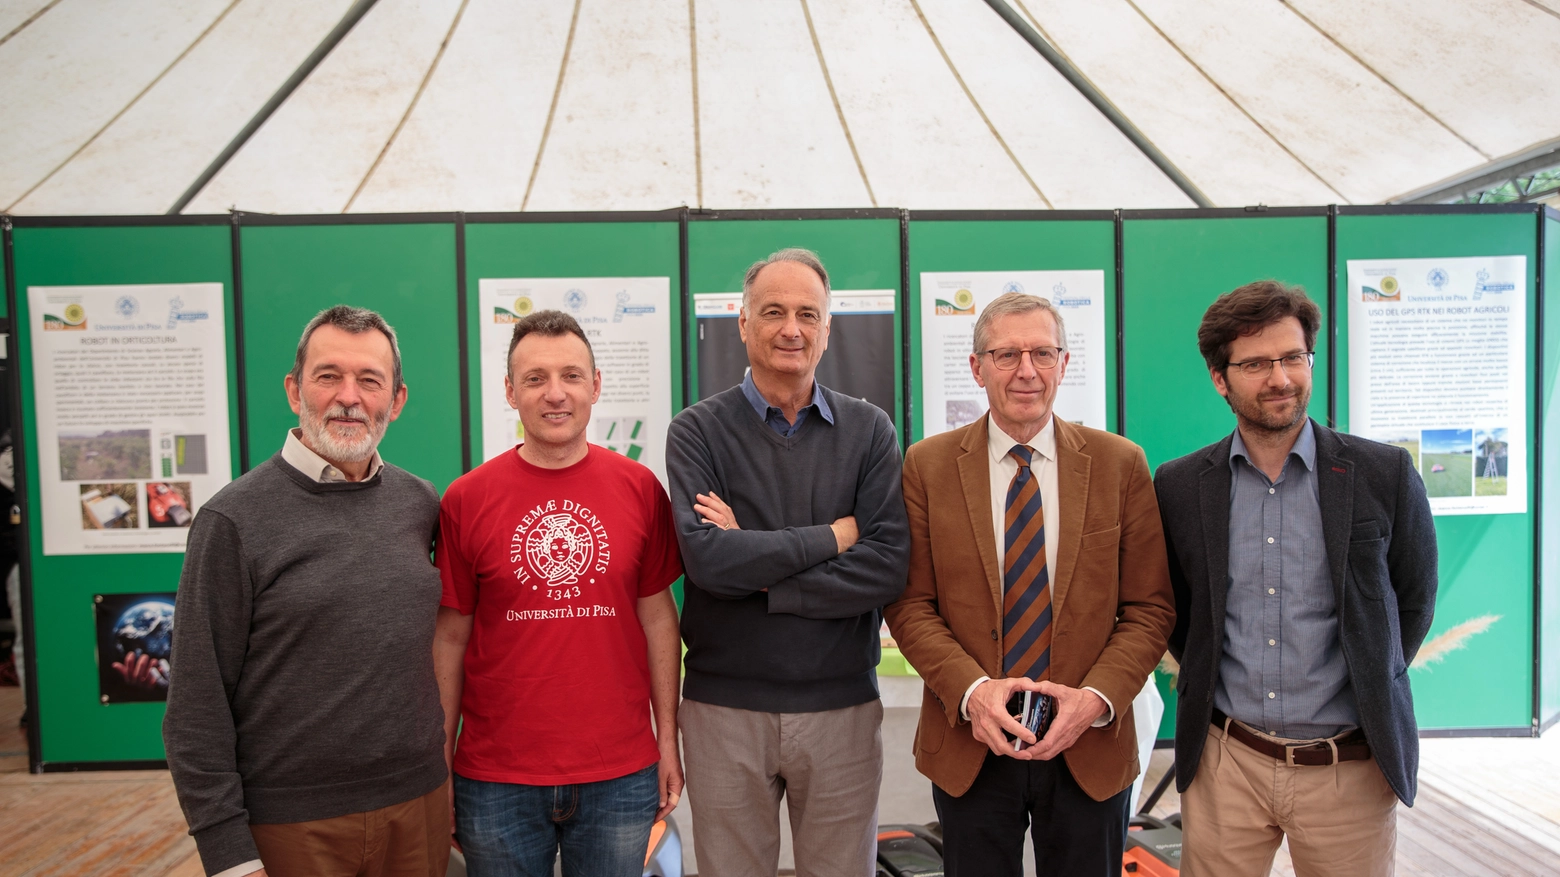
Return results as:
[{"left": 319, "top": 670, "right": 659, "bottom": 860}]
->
[{"left": 1002, "top": 445, "right": 1051, "bottom": 680}]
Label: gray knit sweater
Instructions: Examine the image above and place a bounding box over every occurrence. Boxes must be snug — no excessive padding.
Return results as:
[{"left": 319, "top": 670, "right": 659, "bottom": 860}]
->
[{"left": 164, "top": 454, "right": 447, "bottom": 875}]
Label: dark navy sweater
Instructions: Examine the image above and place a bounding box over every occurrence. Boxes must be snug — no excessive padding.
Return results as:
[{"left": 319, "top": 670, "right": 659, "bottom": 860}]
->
[{"left": 666, "top": 385, "right": 910, "bottom": 713}]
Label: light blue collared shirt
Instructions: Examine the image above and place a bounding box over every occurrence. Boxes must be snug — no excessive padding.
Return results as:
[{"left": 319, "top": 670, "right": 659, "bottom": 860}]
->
[
  {"left": 1218, "top": 420, "right": 1358, "bottom": 739},
  {"left": 740, "top": 371, "right": 834, "bottom": 438}
]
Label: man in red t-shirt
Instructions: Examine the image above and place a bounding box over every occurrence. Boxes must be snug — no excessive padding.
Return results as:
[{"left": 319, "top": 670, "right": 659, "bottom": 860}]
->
[{"left": 433, "top": 310, "right": 683, "bottom": 877}]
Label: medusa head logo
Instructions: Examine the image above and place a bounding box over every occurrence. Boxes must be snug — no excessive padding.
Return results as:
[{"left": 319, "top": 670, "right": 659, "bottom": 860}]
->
[{"left": 524, "top": 511, "right": 596, "bottom": 586}]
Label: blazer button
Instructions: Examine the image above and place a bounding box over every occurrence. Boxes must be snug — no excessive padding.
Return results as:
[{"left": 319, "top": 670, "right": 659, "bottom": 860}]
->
[{"left": 990, "top": 629, "right": 998, "bottom": 640}]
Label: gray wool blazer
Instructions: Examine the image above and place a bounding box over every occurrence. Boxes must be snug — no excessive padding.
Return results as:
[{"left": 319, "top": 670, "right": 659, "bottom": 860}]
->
[{"left": 1153, "top": 420, "right": 1437, "bottom": 806}]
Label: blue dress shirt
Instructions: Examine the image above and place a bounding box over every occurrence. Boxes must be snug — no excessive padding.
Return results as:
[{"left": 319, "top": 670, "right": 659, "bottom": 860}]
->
[
  {"left": 739, "top": 370, "right": 834, "bottom": 438},
  {"left": 1216, "top": 421, "right": 1359, "bottom": 739}
]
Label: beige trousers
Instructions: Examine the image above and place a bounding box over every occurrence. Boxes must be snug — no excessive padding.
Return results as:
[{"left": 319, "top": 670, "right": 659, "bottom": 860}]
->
[
  {"left": 1181, "top": 725, "right": 1397, "bottom": 877},
  {"left": 679, "top": 698, "right": 883, "bottom": 877}
]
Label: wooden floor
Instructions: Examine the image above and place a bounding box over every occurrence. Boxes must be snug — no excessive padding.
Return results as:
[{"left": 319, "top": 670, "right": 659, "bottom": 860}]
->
[{"left": 3, "top": 682, "right": 1560, "bottom": 876}]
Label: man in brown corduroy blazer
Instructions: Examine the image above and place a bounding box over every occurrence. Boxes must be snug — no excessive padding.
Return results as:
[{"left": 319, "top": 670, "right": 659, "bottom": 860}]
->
[{"left": 885, "top": 292, "right": 1174, "bottom": 877}]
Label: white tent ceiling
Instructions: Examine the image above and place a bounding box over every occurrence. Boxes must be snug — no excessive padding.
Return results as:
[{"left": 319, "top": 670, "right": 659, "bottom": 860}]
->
[{"left": 1, "top": 0, "right": 1557, "bottom": 215}]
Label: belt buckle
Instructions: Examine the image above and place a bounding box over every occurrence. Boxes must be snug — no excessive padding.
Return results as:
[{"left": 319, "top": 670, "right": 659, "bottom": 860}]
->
[{"left": 1285, "top": 738, "right": 1340, "bottom": 767}]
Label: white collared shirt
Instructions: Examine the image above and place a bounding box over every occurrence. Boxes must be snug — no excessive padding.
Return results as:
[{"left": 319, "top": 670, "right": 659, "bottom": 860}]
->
[
  {"left": 960, "top": 414, "right": 1114, "bottom": 726},
  {"left": 281, "top": 428, "right": 385, "bottom": 483}
]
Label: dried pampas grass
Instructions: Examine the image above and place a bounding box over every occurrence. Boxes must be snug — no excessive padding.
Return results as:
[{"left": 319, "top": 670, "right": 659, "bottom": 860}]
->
[{"left": 1412, "top": 614, "right": 1500, "bottom": 670}]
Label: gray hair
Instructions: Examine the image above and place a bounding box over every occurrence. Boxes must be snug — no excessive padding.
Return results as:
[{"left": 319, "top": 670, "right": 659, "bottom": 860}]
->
[
  {"left": 741, "top": 247, "right": 831, "bottom": 311},
  {"left": 972, "top": 292, "right": 1069, "bottom": 354},
  {"left": 290, "top": 305, "right": 403, "bottom": 394}
]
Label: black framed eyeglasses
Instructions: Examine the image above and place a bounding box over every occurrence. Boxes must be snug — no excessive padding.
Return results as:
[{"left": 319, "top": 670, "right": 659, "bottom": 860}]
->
[
  {"left": 980, "top": 346, "right": 1064, "bottom": 371},
  {"left": 1226, "top": 351, "right": 1315, "bottom": 378}
]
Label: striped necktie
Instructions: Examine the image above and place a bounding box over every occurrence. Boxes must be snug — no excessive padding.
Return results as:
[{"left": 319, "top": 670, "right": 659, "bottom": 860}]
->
[{"left": 1003, "top": 445, "right": 1051, "bottom": 680}]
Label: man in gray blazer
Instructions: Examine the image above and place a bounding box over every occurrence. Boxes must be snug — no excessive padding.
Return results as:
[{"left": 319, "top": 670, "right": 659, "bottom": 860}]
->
[{"left": 1154, "top": 280, "right": 1436, "bottom": 877}]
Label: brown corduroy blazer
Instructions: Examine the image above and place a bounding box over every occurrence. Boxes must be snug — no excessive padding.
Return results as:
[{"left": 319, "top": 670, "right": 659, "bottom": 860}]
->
[{"left": 883, "top": 415, "right": 1175, "bottom": 802}]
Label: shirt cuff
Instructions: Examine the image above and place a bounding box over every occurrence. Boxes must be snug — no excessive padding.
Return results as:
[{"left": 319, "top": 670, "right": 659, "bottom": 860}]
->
[
  {"left": 211, "top": 860, "right": 264, "bottom": 877},
  {"left": 1083, "top": 686, "right": 1115, "bottom": 727},
  {"left": 959, "top": 676, "right": 991, "bottom": 721}
]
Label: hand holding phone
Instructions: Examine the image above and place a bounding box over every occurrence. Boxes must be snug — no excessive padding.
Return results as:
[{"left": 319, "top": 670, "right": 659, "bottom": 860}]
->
[{"left": 1003, "top": 690, "right": 1056, "bottom": 752}]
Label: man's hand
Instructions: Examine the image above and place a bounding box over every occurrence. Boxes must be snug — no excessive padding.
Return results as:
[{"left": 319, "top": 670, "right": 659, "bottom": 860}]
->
[
  {"left": 966, "top": 676, "right": 1047, "bottom": 758},
  {"left": 694, "top": 492, "right": 740, "bottom": 530},
  {"left": 830, "top": 515, "right": 859, "bottom": 554},
  {"left": 655, "top": 739, "right": 684, "bottom": 821},
  {"left": 1025, "top": 682, "right": 1108, "bottom": 761}
]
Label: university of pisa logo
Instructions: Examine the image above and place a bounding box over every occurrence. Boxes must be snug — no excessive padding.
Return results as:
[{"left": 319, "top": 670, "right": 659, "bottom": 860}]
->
[{"left": 525, "top": 512, "right": 596, "bottom": 586}]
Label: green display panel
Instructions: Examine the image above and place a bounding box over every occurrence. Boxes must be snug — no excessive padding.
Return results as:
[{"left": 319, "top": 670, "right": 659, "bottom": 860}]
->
[
  {"left": 239, "top": 221, "right": 462, "bottom": 493},
  {"left": 905, "top": 217, "right": 1118, "bottom": 442},
  {"left": 1544, "top": 211, "right": 1560, "bottom": 728},
  {"left": 1336, "top": 210, "right": 1537, "bottom": 731},
  {"left": 10, "top": 222, "right": 240, "bottom": 765},
  {"left": 462, "top": 217, "right": 684, "bottom": 465},
  {"left": 686, "top": 215, "right": 903, "bottom": 428},
  {"left": 1122, "top": 212, "right": 1329, "bottom": 739},
  {"left": 1122, "top": 213, "right": 1330, "bottom": 472}
]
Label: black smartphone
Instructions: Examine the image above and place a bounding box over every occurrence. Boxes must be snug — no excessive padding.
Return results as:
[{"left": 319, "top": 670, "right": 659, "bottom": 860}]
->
[{"left": 1002, "top": 691, "right": 1057, "bottom": 750}]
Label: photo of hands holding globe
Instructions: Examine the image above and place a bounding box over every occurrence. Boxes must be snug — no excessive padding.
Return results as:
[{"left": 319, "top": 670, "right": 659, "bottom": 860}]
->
[{"left": 93, "top": 592, "right": 174, "bottom": 703}]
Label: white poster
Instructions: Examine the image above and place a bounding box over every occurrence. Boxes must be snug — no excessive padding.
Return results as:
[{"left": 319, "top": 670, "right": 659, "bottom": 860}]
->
[
  {"left": 1346, "top": 255, "right": 1527, "bottom": 516},
  {"left": 479, "top": 277, "right": 672, "bottom": 486},
  {"left": 919, "top": 270, "right": 1108, "bottom": 436},
  {"left": 29, "top": 283, "right": 232, "bottom": 555}
]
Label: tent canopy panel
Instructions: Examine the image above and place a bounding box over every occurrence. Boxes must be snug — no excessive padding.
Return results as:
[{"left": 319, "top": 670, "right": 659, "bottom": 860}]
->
[
  {"left": 1290, "top": 0, "right": 1560, "bottom": 164},
  {"left": 347, "top": 0, "right": 573, "bottom": 214},
  {"left": 919, "top": 0, "right": 1190, "bottom": 209},
  {"left": 0, "top": 0, "right": 232, "bottom": 209},
  {"left": 523, "top": 0, "right": 697, "bottom": 212},
  {"left": 187, "top": 0, "right": 464, "bottom": 214},
  {"left": 1133, "top": 0, "right": 1483, "bottom": 204},
  {"left": 808, "top": 0, "right": 1043, "bottom": 210},
  {"left": 695, "top": 0, "right": 871, "bottom": 209},
  {"left": 1019, "top": 0, "right": 1342, "bottom": 207},
  {"left": 12, "top": 0, "right": 350, "bottom": 215}
]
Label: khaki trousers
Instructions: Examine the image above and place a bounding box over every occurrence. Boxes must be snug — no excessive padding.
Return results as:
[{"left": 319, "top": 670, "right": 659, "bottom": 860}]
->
[
  {"left": 1181, "top": 725, "right": 1397, "bottom": 877},
  {"left": 679, "top": 698, "right": 883, "bottom": 877},
  {"left": 250, "top": 781, "right": 451, "bottom": 877}
]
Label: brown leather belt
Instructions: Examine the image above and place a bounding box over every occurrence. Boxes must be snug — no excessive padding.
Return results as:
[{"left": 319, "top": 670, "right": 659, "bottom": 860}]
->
[{"left": 1211, "top": 707, "right": 1371, "bottom": 766}]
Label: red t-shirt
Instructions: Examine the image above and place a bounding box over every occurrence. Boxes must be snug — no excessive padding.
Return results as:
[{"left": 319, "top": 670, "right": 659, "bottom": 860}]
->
[{"left": 437, "top": 445, "right": 682, "bottom": 785}]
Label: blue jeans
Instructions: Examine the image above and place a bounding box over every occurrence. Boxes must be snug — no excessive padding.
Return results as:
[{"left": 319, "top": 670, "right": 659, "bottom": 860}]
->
[{"left": 455, "top": 764, "right": 659, "bottom": 877}]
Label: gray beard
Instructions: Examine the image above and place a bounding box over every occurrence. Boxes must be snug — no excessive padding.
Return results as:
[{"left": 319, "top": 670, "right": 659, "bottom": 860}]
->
[{"left": 298, "top": 397, "right": 387, "bottom": 464}]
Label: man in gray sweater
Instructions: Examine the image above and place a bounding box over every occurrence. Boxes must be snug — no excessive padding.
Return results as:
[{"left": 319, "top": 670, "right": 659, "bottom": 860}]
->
[
  {"left": 165, "top": 306, "right": 448, "bottom": 877},
  {"left": 667, "top": 248, "right": 910, "bottom": 877}
]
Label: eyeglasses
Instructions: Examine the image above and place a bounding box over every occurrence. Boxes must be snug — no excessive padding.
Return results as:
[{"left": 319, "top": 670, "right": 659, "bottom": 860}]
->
[
  {"left": 981, "top": 346, "right": 1064, "bottom": 371},
  {"left": 1227, "top": 351, "right": 1315, "bottom": 378}
]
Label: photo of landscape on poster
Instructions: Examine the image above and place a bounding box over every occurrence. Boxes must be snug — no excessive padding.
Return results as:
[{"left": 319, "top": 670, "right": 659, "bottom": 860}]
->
[
  {"left": 919, "top": 270, "right": 1107, "bottom": 436},
  {"left": 478, "top": 277, "right": 672, "bottom": 486},
  {"left": 1346, "top": 255, "right": 1526, "bottom": 516},
  {"left": 28, "top": 283, "right": 233, "bottom": 555}
]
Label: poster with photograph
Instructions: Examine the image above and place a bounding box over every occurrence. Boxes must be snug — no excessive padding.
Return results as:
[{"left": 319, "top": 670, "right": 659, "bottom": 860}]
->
[
  {"left": 478, "top": 277, "right": 672, "bottom": 485},
  {"left": 1346, "top": 255, "right": 1527, "bottom": 515},
  {"left": 94, "top": 592, "right": 175, "bottom": 703},
  {"left": 29, "top": 284, "right": 232, "bottom": 554},
  {"left": 693, "top": 290, "right": 898, "bottom": 416},
  {"left": 919, "top": 270, "right": 1107, "bottom": 437}
]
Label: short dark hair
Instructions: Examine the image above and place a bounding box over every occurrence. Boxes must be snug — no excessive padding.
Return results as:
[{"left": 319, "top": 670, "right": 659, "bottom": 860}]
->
[
  {"left": 1197, "top": 281, "right": 1321, "bottom": 372},
  {"left": 290, "top": 305, "right": 403, "bottom": 393},
  {"left": 506, "top": 310, "right": 595, "bottom": 377}
]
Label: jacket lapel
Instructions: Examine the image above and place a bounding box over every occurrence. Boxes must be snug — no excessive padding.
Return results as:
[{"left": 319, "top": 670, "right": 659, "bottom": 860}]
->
[
  {"left": 1313, "top": 423, "right": 1354, "bottom": 606},
  {"left": 1199, "top": 435, "right": 1235, "bottom": 632},
  {"left": 956, "top": 416, "right": 1003, "bottom": 615},
  {"left": 1052, "top": 418, "right": 1090, "bottom": 621}
]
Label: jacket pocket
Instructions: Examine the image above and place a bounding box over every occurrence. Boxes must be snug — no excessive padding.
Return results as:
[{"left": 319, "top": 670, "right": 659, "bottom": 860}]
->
[
  {"left": 1348, "top": 526, "right": 1390, "bottom": 601},
  {"left": 1079, "top": 524, "right": 1121, "bottom": 550}
]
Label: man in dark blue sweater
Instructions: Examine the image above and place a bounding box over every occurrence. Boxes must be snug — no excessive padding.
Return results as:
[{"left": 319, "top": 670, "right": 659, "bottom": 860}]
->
[{"left": 667, "top": 248, "right": 910, "bottom": 877}]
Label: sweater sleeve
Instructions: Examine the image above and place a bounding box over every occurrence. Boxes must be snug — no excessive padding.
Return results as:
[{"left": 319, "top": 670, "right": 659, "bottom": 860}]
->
[
  {"left": 666, "top": 413, "right": 841, "bottom": 598},
  {"left": 163, "top": 509, "right": 261, "bottom": 876},
  {"left": 764, "top": 412, "right": 911, "bottom": 620}
]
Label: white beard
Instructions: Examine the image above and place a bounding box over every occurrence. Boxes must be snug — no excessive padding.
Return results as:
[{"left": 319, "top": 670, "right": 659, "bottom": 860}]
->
[{"left": 298, "top": 395, "right": 388, "bottom": 464}]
